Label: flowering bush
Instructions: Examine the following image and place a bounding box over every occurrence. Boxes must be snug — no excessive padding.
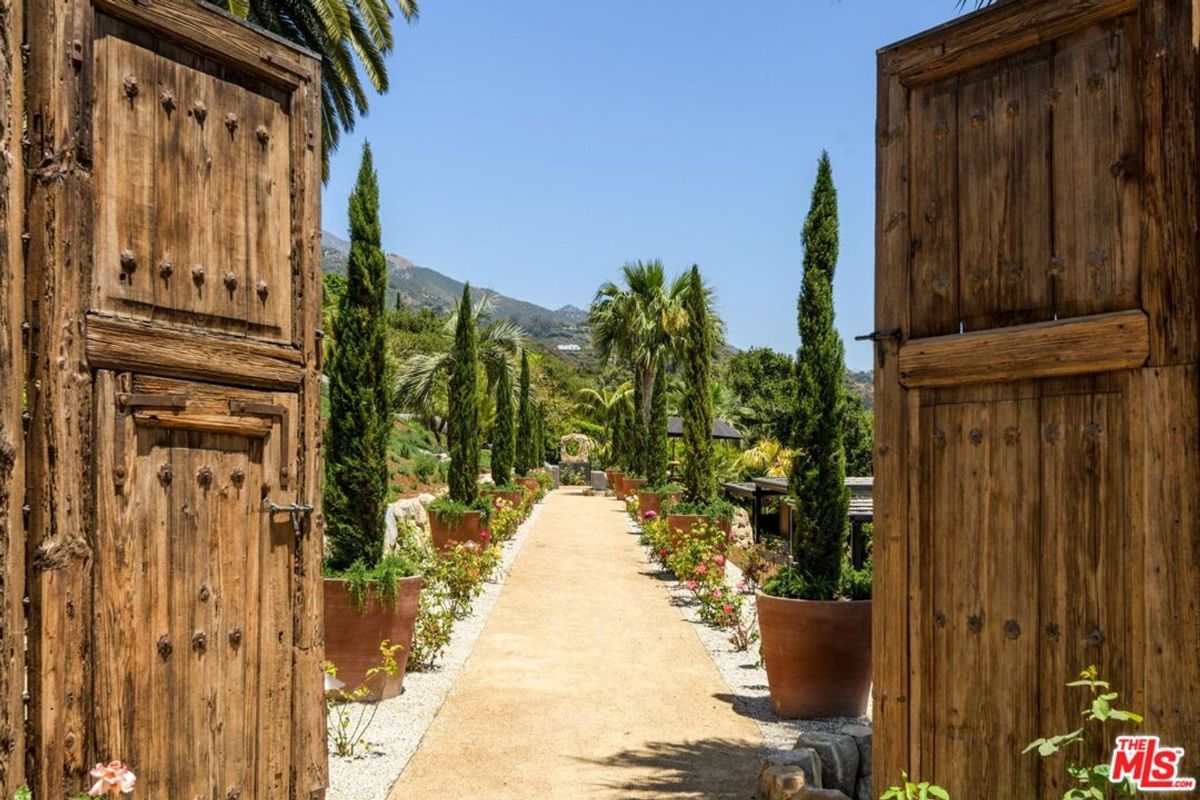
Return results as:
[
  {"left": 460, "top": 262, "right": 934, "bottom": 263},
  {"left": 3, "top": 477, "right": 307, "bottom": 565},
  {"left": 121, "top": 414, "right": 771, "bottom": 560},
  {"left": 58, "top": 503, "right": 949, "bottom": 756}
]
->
[
  {"left": 489, "top": 497, "right": 523, "bottom": 541},
  {"left": 408, "top": 583, "right": 455, "bottom": 671},
  {"left": 625, "top": 494, "right": 640, "bottom": 521},
  {"left": 431, "top": 541, "right": 500, "bottom": 618}
]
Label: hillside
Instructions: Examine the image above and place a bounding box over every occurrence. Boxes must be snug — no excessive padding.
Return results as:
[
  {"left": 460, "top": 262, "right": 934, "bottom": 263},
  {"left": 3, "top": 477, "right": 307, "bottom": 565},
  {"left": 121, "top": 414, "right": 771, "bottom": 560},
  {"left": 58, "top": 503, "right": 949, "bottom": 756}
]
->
[{"left": 322, "top": 231, "right": 591, "bottom": 353}]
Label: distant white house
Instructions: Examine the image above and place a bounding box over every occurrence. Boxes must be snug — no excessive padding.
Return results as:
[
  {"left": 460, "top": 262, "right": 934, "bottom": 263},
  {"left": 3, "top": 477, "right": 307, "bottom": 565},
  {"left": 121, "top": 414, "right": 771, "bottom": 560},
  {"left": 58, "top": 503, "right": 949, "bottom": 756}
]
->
[{"left": 556, "top": 344, "right": 582, "bottom": 352}]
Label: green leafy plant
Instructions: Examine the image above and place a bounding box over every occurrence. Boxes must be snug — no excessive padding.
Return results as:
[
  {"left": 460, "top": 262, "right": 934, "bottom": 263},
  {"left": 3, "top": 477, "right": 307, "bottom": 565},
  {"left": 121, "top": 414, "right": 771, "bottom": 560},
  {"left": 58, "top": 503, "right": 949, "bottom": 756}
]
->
[
  {"left": 428, "top": 495, "right": 490, "bottom": 526},
  {"left": 668, "top": 497, "right": 735, "bottom": 521},
  {"left": 780, "top": 152, "right": 854, "bottom": 602},
  {"left": 14, "top": 787, "right": 31, "bottom": 800},
  {"left": 325, "top": 640, "right": 404, "bottom": 757},
  {"left": 880, "top": 772, "right": 949, "bottom": 800},
  {"left": 1024, "top": 665, "right": 1143, "bottom": 799},
  {"left": 338, "top": 550, "right": 421, "bottom": 613},
  {"left": 408, "top": 583, "right": 456, "bottom": 671}
]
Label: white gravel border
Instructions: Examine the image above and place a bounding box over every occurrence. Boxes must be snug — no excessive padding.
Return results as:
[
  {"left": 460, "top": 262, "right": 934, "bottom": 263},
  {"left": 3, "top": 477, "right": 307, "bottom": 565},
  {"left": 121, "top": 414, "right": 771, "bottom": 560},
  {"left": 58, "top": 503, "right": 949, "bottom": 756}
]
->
[
  {"left": 626, "top": 515, "right": 871, "bottom": 755},
  {"left": 327, "top": 499, "right": 546, "bottom": 800}
]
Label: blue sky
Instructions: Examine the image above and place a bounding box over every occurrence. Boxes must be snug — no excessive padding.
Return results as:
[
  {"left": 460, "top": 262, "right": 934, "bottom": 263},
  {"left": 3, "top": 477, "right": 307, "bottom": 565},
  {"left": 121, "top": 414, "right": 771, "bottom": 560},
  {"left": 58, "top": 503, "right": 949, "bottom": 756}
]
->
[{"left": 321, "top": 0, "right": 963, "bottom": 370}]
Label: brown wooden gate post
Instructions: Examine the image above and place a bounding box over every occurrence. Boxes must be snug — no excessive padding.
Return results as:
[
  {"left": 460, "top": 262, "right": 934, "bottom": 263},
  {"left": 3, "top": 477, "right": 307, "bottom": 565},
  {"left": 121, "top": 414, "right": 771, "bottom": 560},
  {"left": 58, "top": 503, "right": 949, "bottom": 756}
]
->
[
  {"left": 24, "top": 0, "right": 325, "bottom": 796},
  {"left": 0, "top": 0, "right": 25, "bottom": 793}
]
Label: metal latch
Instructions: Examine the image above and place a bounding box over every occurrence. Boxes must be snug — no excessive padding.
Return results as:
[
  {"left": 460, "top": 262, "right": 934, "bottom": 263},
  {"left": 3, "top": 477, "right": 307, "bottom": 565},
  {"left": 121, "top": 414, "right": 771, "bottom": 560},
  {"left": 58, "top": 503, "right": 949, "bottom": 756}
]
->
[
  {"left": 854, "top": 328, "right": 902, "bottom": 367},
  {"left": 229, "top": 399, "right": 291, "bottom": 488},
  {"left": 270, "top": 503, "right": 314, "bottom": 539},
  {"left": 114, "top": 392, "right": 188, "bottom": 487}
]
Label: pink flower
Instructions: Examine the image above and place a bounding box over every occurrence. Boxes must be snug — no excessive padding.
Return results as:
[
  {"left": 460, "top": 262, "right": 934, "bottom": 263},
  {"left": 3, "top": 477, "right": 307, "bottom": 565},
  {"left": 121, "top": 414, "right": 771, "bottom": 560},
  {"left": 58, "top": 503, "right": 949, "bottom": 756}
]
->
[
  {"left": 722, "top": 604, "right": 734, "bottom": 615},
  {"left": 89, "top": 761, "right": 137, "bottom": 796},
  {"left": 696, "top": 564, "right": 708, "bottom": 575},
  {"left": 737, "top": 580, "right": 748, "bottom": 591},
  {"left": 495, "top": 498, "right": 505, "bottom": 509},
  {"left": 480, "top": 530, "right": 491, "bottom": 542},
  {"left": 713, "top": 554, "right": 725, "bottom": 566},
  {"left": 685, "top": 580, "right": 698, "bottom": 591},
  {"left": 659, "top": 548, "right": 668, "bottom": 557},
  {"left": 644, "top": 510, "right": 658, "bottom": 520}
]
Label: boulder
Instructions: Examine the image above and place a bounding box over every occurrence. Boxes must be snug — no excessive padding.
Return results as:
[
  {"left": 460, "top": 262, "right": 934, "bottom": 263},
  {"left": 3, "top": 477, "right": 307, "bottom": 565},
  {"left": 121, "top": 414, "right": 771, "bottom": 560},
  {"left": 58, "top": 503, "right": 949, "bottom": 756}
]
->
[
  {"left": 795, "top": 732, "right": 858, "bottom": 798},
  {"left": 730, "top": 507, "right": 753, "bottom": 551},
  {"left": 760, "top": 750, "right": 822, "bottom": 792},
  {"left": 384, "top": 493, "right": 435, "bottom": 551},
  {"left": 837, "top": 723, "right": 872, "bottom": 779},
  {"left": 758, "top": 764, "right": 807, "bottom": 800},
  {"left": 855, "top": 778, "right": 872, "bottom": 800}
]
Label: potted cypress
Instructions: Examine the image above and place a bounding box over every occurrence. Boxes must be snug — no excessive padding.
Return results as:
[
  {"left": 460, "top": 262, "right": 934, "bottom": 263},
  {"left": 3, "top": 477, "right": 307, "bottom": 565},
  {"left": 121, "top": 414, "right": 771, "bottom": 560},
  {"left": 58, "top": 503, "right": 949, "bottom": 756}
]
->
[
  {"left": 429, "top": 285, "right": 490, "bottom": 549},
  {"left": 637, "top": 361, "right": 682, "bottom": 518},
  {"left": 485, "top": 350, "right": 523, "bottom": 508},
  {"left": 323, "top": 144, "right": 421, "bottom": 699},
  {"left": 513, "top": 352, "right": 540, "bottom": 496},
  {"left": 667, "top": 266, "right": 733, "bottom": 540},
  {"left": 757, "top": 153, "right": 871, "bottom": 718}
]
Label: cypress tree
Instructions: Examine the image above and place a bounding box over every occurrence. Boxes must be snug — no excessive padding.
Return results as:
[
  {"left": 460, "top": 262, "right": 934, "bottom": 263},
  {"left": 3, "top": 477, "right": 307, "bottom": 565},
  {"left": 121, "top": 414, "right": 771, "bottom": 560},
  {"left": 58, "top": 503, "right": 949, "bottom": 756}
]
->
[
  {"left": 609, "top": 397, "right": 625, "bottom": 471},
  {"left": 681, "top": 266, "right": 716, "bottom": 505},
  {"left": 790, "top": 152, "right": 849, "bottom": 599},
  {"left": 515, "top": 352, "right": 533, "bottom": 475},
  {"left": 646, "top": 361, "right": 669, "bottom": 487},
  {"left": 325, "top": 143, "right": 391, "bottom": 571},
  {"left": 630, "top": 375, "right": 646, "bottom": 476},
  {"left": 448, "top": 284, "right": 481, "bottom": 504},
  {"left": 492, "top": 358, "right": 516, "bottom": 487}
]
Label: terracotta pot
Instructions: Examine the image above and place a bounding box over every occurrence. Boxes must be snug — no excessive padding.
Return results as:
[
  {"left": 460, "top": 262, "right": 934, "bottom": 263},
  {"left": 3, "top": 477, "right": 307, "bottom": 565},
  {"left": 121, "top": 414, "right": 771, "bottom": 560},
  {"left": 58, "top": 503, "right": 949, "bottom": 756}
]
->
[
  {"left": 518, "top": 476, "right": 539, "bottom": 494},
  {"left": 323, "top": 575, "right": 422, "bottom": 700},
  {"left": 605, "top": 469, "right": 620, "bottom": 491},
  {"left": 756, "top": 593, "right": 872, "bottom": 718},
  {"left": 665, "top": 513, "right": 707, "bottom": 545},
  {"left": 429, "top": 508, "right": 484, "bottom": 550},
  {"left": 637, "top": 491, "right": 681, "bottom": 519},
  {"left": 622, "top": 478, "right": 646, "bottom": 500},
  {"left": 489, "top": 489, "right": 524, "bottom": 508}
]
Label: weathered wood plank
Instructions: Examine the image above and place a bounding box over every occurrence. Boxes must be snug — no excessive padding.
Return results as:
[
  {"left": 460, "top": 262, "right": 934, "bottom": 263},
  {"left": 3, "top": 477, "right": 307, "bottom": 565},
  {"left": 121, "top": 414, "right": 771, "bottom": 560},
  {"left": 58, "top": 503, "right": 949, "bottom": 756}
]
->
[
  {"left": 92, "top": 0, "right": 318, "bottom": 88},
  {"left": 1138, "top": 0, "right": 1199, "bottom": 366},
  {"left": 873, "top": 66, "right": 912, "bottom": 788},
  {"left": 0, "top": 0, "right": 24, "bottom": 789},
  {"left": 880, "top": 0, "right": 1137, "bottom": 85},
  {"left": 26, "top": 0, "right": 97, "bottom": 790},
  {"left": 898, "top": 310, "right": 1148, "bottom": 388},
  {"left": 86, "top": 314, "right": 304, "bottom": 389},
  {"left": 908, "top": 76, "right": 959, "bottom": 337},
  {"left": 1049, "top": 18, "right": 1140, "bottom": 320},
  {"left": 956, "top": 47, "right": 1053, "bottom": 330}
]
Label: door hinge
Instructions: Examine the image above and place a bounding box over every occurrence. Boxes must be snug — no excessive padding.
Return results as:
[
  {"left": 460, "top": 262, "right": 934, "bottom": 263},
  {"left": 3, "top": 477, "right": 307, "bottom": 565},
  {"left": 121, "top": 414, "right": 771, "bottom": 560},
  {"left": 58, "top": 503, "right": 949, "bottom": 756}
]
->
[
  {"left": 229, "top": 399, "right": 291, "bottom": 488},
  {"left": 113, "top": 392, "right": 187, "bottom": 487}
]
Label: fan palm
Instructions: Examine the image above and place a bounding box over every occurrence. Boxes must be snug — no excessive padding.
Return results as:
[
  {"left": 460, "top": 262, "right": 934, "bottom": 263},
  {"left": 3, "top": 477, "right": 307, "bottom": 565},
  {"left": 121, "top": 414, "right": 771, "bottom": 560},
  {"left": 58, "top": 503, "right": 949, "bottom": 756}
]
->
[
  {"left": 577, "top": 382, "right": 633, "bottom": 453},
  {"left": 589, "top": 260, "right": 689, "bottom": 426},
  {"left": 219, "top": 0, "right": 419, "bottom": 178},
  {"left": 394, "top": 295, "right": 525, "bottom": 430}
]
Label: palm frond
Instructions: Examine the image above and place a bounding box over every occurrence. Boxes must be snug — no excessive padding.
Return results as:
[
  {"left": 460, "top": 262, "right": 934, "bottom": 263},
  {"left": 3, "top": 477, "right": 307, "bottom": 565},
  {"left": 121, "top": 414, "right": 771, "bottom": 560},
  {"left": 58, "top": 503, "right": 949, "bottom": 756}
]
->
[{"left": 395, "top": 352, "right": 449, "bottom": 415}]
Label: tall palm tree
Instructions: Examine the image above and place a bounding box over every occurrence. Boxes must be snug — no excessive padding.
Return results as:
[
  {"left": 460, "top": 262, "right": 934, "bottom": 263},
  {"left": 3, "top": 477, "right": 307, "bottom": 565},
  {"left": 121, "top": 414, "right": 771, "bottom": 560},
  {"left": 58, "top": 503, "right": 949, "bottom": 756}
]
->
[
  {"left": 577, "top": 382, "right": 633, "bottom": 454},
  {"left": 219, "top": 0, "right": 419, "bottom": 177},
  {"left": 589, "top": 260, "right": 688, "bottom": 429}
]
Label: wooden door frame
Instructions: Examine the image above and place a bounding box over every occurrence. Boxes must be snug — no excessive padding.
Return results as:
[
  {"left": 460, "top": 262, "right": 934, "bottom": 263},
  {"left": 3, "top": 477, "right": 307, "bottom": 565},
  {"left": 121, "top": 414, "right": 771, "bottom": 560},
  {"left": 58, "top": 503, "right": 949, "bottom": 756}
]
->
[{"left": 24, "top": 0, "right": 324, "bottom": 795}]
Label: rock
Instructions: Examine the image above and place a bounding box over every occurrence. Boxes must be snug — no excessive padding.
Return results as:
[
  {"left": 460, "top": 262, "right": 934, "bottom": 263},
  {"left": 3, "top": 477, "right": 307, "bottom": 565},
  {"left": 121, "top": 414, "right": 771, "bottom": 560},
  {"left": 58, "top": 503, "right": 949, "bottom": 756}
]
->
[
  {"left": 591, "top": 470, "right": 607, "bottom": 491},
  {"left": 795, "top": 733, "right": 858, "bottom": 798},
  {"left": 837, "top": 723, "right": 872, "bottom": 779},
  {"left": 796, "top": 789, "right": 852, "bottom": 800},
  {"left": 730, "top": 507, "right": 753, "bottom": 550},
  {"left": 384, "top": 495, "right": 433, "bottom": 551},
  {"left": 758, "top": 764, "right": 807, "bottom": 800},
  {"left": 855, "top": 777, "right": 872, "bottom": 800},
  {"left": 760, "top": 750, "right": 822, "bottom": 791}
]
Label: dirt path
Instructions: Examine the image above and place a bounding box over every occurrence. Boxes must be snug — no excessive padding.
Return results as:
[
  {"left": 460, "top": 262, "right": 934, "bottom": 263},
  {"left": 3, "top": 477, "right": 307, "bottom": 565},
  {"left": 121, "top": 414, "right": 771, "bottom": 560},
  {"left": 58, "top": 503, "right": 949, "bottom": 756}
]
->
[{"left": 388, "top": 488, "right": 761, "bottom": 799}]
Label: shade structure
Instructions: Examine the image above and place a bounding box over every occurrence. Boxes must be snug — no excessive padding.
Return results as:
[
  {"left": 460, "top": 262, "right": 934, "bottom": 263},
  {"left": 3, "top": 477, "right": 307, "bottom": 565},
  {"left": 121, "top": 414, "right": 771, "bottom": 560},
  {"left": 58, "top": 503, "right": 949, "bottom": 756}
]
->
[{"left": 665, "top": 416, "right": 742, "bottom": 440}]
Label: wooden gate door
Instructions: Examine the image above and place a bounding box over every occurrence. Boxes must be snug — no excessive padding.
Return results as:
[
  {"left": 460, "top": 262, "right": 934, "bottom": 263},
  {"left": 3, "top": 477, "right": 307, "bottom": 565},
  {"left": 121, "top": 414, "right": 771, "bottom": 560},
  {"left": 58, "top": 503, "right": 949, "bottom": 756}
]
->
[
  {"left": 875, "top": 2, "right": 1200, "bottom": 798},
  {"left": 24, "top": 0, "right": 325, "bottom": 796}
]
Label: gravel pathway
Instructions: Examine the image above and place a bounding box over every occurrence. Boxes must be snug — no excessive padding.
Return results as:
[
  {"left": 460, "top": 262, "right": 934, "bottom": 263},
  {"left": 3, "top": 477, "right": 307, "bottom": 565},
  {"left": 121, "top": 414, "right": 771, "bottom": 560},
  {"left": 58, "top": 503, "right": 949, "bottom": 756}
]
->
[
  {"left": 326, "top": 499, "right": 545, "bottom": 800},
  {"left": 626, "top": 513, "right": 872, "bottom": 755}
]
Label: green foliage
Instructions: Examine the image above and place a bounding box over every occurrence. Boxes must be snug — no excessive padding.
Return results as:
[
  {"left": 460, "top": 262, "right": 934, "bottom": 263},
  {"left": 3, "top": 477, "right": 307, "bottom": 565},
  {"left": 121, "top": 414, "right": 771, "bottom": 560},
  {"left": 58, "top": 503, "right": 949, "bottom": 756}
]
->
[
  {"left": 337, "top": 550, "right": 421, "bottom": 612},
  {"left": 681, "top": 266, "right": 717, "bottom": 505},
  {"left": 629, "top": 376, "right": 647, "bottom": 476},
  {"left": 880, "top": 773, "right": 950, "bottom": 800},
  {"left": 788, "top": 151, "right": 849, "bottom": 598},
  {"left": 669, "top": 497, "right": 734, "bottom": 522},
  {"left": 447, "top": 285, "right": 481, "bottom": 503},
  {"left": 428, "top": 495, "right": 489, "bottom": 526},
  {"left": 1024, "top": 666, "right": 1143, "bottom": 800},
  {"left": 646, "top": 361, "right": 669, "bottom": 486},
  {"left": 325, "top": 144, "right": 392, "bottom": 572},
  {"left": 14, "top": 787, "right": 31, "bottom": 800},
  {"left": 515, "top": 352, "right": 534, "bottom": 476},
  {"left": 841, "top": 560, "right": 873, "bottom": 601},
  {"left": 492, "top": 355, "right": 516, "bottom": 486},
  {"left": 843, "top": 390, "right": 874, "bottom": 477},
  {"left": 325, "top": 639, "right": 405, "bottom": 757},
  {"left": 724, "top": 347, "right": 796, "bottom": 444}
]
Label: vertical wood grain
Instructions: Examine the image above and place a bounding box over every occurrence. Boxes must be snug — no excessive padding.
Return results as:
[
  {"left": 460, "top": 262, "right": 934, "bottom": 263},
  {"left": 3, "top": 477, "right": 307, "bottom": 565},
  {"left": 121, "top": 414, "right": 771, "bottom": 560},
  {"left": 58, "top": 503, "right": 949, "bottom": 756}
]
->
[
  {"left": 0, "top": 0, "right": 23, "bottom": 789},
  {"left": 908, "top": 77, "right": 959, "bottom": 337},
  {"left": 873, "top": 66, "right": 912, "bottom": 789}
]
